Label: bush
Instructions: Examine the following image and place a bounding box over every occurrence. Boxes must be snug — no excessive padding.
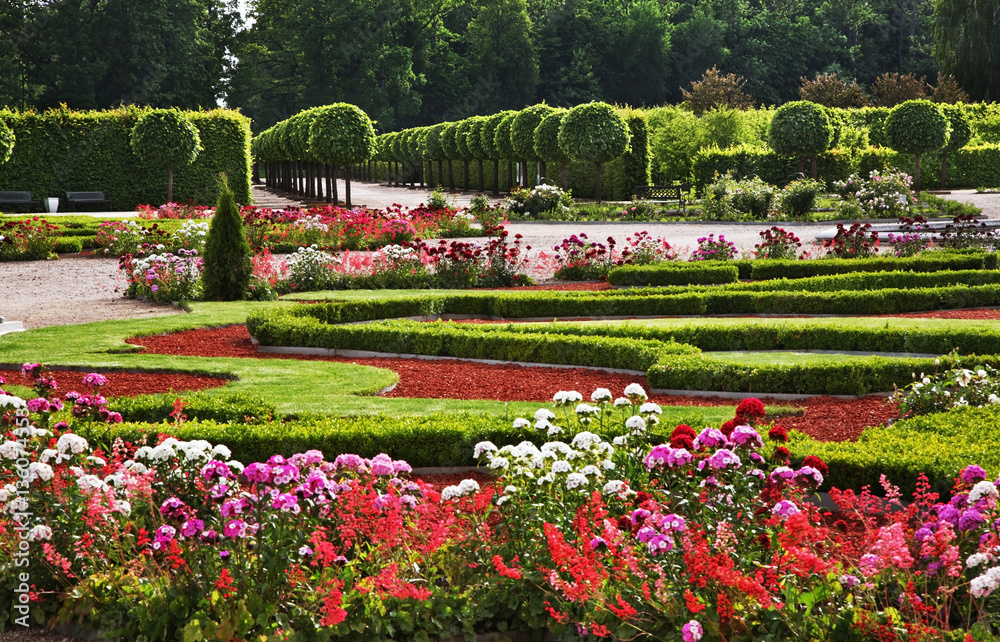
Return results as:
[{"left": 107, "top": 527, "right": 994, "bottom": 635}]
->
[
  {"left": 0, "top": 118, "right": 13, "bottom": 164},
  {"left": 112, "top": 391, "right": 275, "bottom": 424},
  {"left": 767, "top": 101, "right": 833, "bottom": 176},
  {"left": 558, "top": 102, "right": 630, "bottom": 201},
  {"left": 753, "top": 226, "right": 802, "bottom": 259},
  {"left": 775, "top": 179, "right": 823, "bottom": 217},
  {"left": 201, "top": 176, "right": 252, "bottom": 301},
  {"left": 692, "top": 145, "right": 853, "bottom": 190},
  {"left": 607, "top": 263, "right": 739, "bottom": 287},
  {"left": 502, "top": 183, "right": 572, "bottom": 219},
  {"left": 701, "top": 173, "right": 776, "bottom": 220},
  {"left": 748, "top": 252, "right": 994, "bottom": 279},
  {"left": 511, "top": 104, "right": 556, "bottom": 161},
  {"left": 533, "top": 109, "right": 568, "bottom": 164}
]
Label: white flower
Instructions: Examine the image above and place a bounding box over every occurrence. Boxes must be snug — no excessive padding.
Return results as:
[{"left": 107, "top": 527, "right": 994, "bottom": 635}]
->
[
  {"left": 76, "top": 474, "right": 107, "bottom": 492},
  {"left": 537, "top": 473, "right": 555, "bottom": 485},
  {"left": 504, "top": 485, "right": 517, "bottom": 495},
  {"left": 8, "top": 496, "right": 30, "bottom": 513},
  {"left": 566, "top": 473, "right": 588, "bottom": 489},
  {"left": 458, "top": 479, "right": 480, "bottom": 494},
  {"left": 625, "top": 415, "right": 646, "bottom": 433},
  {"left": 513, "top": 418, "right": 531, "bottom": 429},
  {"left": 86, "top": 456, "right": 106, "bottom": 467},
  {"left": 27, "top": 525, "right": 52, "bottom": 541},
  {"left": 613, "top": 397, "right": 630, "bottom": 407},
  {"left": 534, "top": 408, "right": 555, "bottom": 422},
  {"left": 990, "top": 394, "right": 1000, "bottom": 405},
  {"left": 571, "top": 431, "right": 601, "bottom": 450},
  {"left": 150, "top": 444, "right": 175, "bottom": 461},
  {"left": 603, "top": 480, "right": 626, "bottom": 494},
  {"left": 442, "top": 479, "right": 481, "bottom": 501},
  {"left": 56, "top": 433, "right": 89, "bottom": 455},
  {"left": 553, "top": 390, "right": 582, "bottom": 405},
  {"left": 968, "top": 552, "right": 993, "bottom": 568},
  {"left": 134, "top": 446, "right": 153, "bottom": 459},
  {"left": 970, "top": 567, "right": 1000, "bottom": 598},
  {"left": 212, "top": 444, "right": 232, "bottom": 459},
  {"left": 600, "top": 459, "right": 616, "bottom": 470},
  {"left": 612, "top": 436, "right": 628, "bottom": 446},
  {"left": 113, "top": 500, "right": 131, "bottom": 515},
  {"left": 580, "top": 465, "right": 601, "bottom": 477},
  {"left": 125, "top": 460, "right": 149, "bottom": 474},
  {"left": 547, "top": 425, "right": 563, "bottom": 436},
  {"left": 0, "top": 394, "right": 26, "bottom": 409},
  {"left": 575, "top": 403, "right": 599, "bottom": 416},
  {"left": 639, "top": 402, "right": 662, "bottom": 415},
  {"left": 473, "top": 441, "right": 498, "bottom": 459},
  {"left": 551, "top": 460, "right": 572, "bottom": 474},
  {"left": 26, "top": 462, "right": 53, "bottom": 483},
  {"left": 0, "top": 440, "right": 25, "bottom": 460},
  {"left": 591, "top": 388, "right": 612, "bottom": 402},
  {"left": 624, "top": 383, "right": 647, "bottom": 399},
  {"left": 489, "top": 457, "right": 510, "bottom": 470},
  {"left": 969, "top": 480, "right": 999, "bottom": 504}
]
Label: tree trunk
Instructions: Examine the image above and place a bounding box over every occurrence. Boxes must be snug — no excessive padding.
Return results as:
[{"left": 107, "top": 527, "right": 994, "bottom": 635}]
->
[
  {"left": 811, "top": 156, "right": 817, "bottom": 180},
  {"left": 595, "top": 163, "right": 603, "bottom": 203},
  {"left": 345, "top": 166, "right": 352, "bottom": 208},
  {"left": 325, "top": 165, "right": 332, "bottom": 203},
  {"left": 941, "top": 150, "right": 948, "bottom": 189},
  {"left": 914, "top": 154, "right": 922, "bottom": 192},
  {"left": 561, "top": 162, "right": 568, "bottom": 190},
  {"left": 332, "top": 165, "right": 340, "bottom": 205},
  {"left": 316, "top": 164, "right": 324, "bottom": 200},
  {"left": 493, "top": 160, "right": 500, "bottom": 195},
  {"left": 447, "top": 160, "right": 455, "bottom": 190},
  {"left": 478, "top": 159, "right": 485, "bottom": 191},
  {"left": 507, "top": 162, "right": 513, "bottom": 193},
  {"left": 167, "top": 167, "right": 174, "bottom": 202},
  {"left": 798, "top": 157, "right": 804, "bottom": 175},
  {"left": 464, "top": 160, "right": 470, "bottom": 190},
  {"left": 540, "top": 161, "right": 547, "bottom": 183}
]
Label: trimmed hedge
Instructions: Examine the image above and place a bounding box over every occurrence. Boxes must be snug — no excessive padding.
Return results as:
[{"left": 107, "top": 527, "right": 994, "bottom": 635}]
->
[
  {"left": 249, "top": 317, "right": 692, "bottom": 372},
  {"left": 790, "top": 404, "right": 1000, "bottom": 496},
  {"left": 692, "top": 144, "right": 853, "bottom": 189},
  {"left": 112, "top": 391, "right": 275, "bottom": 424},
  {"left": 748, "top": 253, "right": 997, "bottom": 279},
  {"left": 0, "top": 106, "right": 251, "bottom": 209},
  {"left": 608, "top": 263, "right": 739, "bottom": 287}
]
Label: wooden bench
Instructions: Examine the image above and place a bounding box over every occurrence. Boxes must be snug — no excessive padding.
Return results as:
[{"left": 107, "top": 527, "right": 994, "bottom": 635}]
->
[
  {"left": 65, "top": 191, "right": 112, "bottom": 211},
  {"left": 0, "top": 191, "right": 40, "bottom": 212},
  {"left": 633, "top": 184, "right": 691, "bottom": 210}
]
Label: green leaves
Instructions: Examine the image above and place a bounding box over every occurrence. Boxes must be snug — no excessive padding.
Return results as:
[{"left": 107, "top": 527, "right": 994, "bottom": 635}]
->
[
  {"left": 307, "top": 103, "right": 377, "bottom": 166},
  {"left": 767, "top": 101, "right": 833, "bottom": 157},
  {"left": 884, "top": 99, "right": 951, "bottom": 155},
  {"left": 0, "top": 118, "right": 13, "bottom": 164},
  {"left": 942, "top": 103, "right": 972, "bottom": 152},
  {"left": 511, "top": 104, "right": 556, "bottom": 160},
  {"left": 558, "top": 102, "right": 630, "bottom": 164},
  {"left": 532, "top": 109, "right": 568, "bottom": 162},
  {"left": 130, "top": 109, "right": 202, "bottom": 170}
]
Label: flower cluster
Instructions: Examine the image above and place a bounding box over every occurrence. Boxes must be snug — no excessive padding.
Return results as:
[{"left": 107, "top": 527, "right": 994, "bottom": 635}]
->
[
  {"left": 753, "top": 226, "right": 802, "bottom": 260},
  {"left": 894, "top": 360, "right": 1000, "bottom": 417},
  {"left": 503, "top": 183, "right": 574, "bottom": 219},
  {"left": 835, "top": 170, "right": 915, "bottom": 219},
  {"left": 125, "top": 249, "right": 203, "bottom": 302},
  {"left": 690, "top": 234, "right": 738, "bottom": 261}
]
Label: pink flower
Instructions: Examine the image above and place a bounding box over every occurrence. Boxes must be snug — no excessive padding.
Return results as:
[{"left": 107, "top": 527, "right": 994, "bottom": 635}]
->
[
  {"left": 82, "top": 373, "right": 108, "bottom": 388},
  {"left": 772, "top": 500, "right": 800, "bottom": 520},
  {"left": 224, "top": 519, "right": 249, "bottom": 538},
  {"left": 682, "top": 620, "right": 703, "bottom": 642}
]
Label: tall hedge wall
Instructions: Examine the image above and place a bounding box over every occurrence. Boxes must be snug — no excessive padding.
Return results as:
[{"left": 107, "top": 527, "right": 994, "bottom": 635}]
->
[{"left": 0, "top": 106, "right": 252, "bottom": 209}]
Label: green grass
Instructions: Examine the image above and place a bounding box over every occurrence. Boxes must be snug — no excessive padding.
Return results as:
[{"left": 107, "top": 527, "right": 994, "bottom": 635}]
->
[
  {"left": 0, "top": 300, "right": 744, "bottom": 419},
  {"left": 560, "top": 316, "right": 1000, "bottom": 333},
  {"left": 705, "top": 351, "right": 884, "bottom": 366}
]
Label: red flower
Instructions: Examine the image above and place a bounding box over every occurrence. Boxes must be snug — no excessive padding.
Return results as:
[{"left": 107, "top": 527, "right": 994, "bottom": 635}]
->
[
  {"left": 684, "top": 589, "right": 705, "bottom": 613},
  {"left": 768, "top": 426, "right": 789, "bottom": 442},
  {"left": 735, "top": 397, "right": 766, "bottom": 424},
  {"left": 801, "top": 455, "right": 829, "bottom": 478}
]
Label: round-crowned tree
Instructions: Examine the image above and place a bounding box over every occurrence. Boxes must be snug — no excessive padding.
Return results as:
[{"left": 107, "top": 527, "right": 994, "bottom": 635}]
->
[
  {"left": 884, "top": 99, "right": 950, "bottom": 191},
  {"left": 495, "top": 113, "right": 519, "bottom": 187},
  {"left": 202, "top": 174, "right": 252, "bottom": 301},
  {"left": 308, "top": 103, "right": 376, "bottom": 207},
  {"left": 440, "top": 122, "right": 460, "bottom": 189},
  {"left": 422, "top": 123, "right": 449, "bottom": 187},
  {"left": 767, "top": 101, "right": 832, "bottom": 179},
  {"left": 404, "top": 129, "right": 424, "bottom": 186},
  {"left": 534, "top": 109, "right": 568, "bottom": 187},
  {"left": 481, "top": 111, "right": 513, "bottom": 194},
  {"left": 465, "top": 116, "right": 488, "bottom": 191},
  {"left": 130, "top": 109, "right": 202, "bottom": 203},
  {"left": 0, "top": 119, "right": 15, "bottom": 165},
  {"left": 512, "top": 104, "right": 555, "bottom": 185},
  {"left": 940, "top": 103, "right": 971, "bottom": 189},
  {"left": 558, "top": 102, "right": 630, "bottom": 202},
  {"left": 454, "top": 119, "right": 476, "bottom": 189}
]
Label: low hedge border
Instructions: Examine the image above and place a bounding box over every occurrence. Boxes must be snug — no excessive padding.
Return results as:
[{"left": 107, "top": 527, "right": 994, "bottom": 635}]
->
[
  {"left": 112, "top": 391, "right": 276, "bottom": 424},
  {"left": 608, "top": 263, "right": 739, "bottom": 287},
  {"left": 250, "top": 317, "right": 696, "bottom": 372},
  {"left": 789, "top": 404, "right": 1000, "bottom": 496}
]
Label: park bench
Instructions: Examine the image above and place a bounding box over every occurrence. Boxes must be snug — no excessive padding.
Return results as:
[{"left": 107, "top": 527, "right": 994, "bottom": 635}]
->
[
  {"left": 65, "top": 191, "right": 112, "bottom": 211},
  {"left": 633, "top": 183, "right": 691, "bottom": 211},
  {"left": 0, "top": 191, "right": 40, "bottom": 212}
]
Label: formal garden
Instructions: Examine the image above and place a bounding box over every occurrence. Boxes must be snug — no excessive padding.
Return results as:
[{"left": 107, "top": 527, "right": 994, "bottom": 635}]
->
[{"left": 3, "top": 99, "right": 1000, "bottom": 641}]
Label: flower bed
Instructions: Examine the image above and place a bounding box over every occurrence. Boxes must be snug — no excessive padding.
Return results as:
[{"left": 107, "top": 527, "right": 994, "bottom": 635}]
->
[{"left": 2, "top": 377, "right": 998, "bottom": 640}]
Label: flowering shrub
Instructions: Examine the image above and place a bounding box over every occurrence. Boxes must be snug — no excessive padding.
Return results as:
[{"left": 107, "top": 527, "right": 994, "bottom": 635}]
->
[
  {"left": 834, "top": 170, "right": 915, "bottom": 219},
  {"left": 285, "top": 245, "right": 339, "bottom": 291},
  {"left": 753, "top": 226, "right": 802, "bottom": 260},
  {"left": 0, "top": 217, "right": 61, "bottom": 260},
  {"left": 136, "top": 202, "right": 214, "bottom": 219},
  {"left": 468, "top": 193, "right": 505, "bottom": 229},
  {"left": 96, "top": 220, "right": 154, "bottom": 256},
  {"left": 702, "top": 174, "right": 776, "bottom": 220},
  {"left": 2, "top": 376, "right": 1000, "bottom": 640},
  {"left": 939, "top": 214, "right": 996, "bottom": 250},
  {"left": 620, "top": 231, "right": 677, "bottom": 265},
  {"left": 503, "top": 183, "right": 574, "bottom": 220},
  {"left": 552, "top": 233, "right": 619, "bottom": 280},
  {"left": 893, "top": 360, "right": 1000, "bottom": 417},
  {"left": 690, "top": 234, "right": 738, "bottom": 261},
  {"left": 775, "top": 178, "right": 824, "bottom": 217},
  {"left": 823, "top": 222, "right": 880, "bottom": 258},
  {"left": 170, "top": 219, "right": 210, "bottom": 253},
  {"left": 122, "top": 249, "right": 204, "bottom": 302}
]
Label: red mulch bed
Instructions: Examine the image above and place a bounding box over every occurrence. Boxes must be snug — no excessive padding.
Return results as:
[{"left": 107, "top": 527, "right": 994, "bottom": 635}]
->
[
  {"left": 127, "top": 325, "right": 898, "bottom": 442},
  {"left": 0, "top": 369, "right": 227, "bottom": 397}
]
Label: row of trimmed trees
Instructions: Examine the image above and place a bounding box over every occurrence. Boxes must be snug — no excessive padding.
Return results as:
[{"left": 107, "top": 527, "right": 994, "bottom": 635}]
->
[
  {"left": 252, "top": 104, "right": 376, "bottom": 207},
  {"left": 374, "top": 102, "right": 630, "bottom": 201},
  {"left": 768, "top": 99, "right": 971, "bottom": 190}
]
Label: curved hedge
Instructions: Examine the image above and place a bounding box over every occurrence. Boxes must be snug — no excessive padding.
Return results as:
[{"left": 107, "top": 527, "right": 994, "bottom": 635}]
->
[
  {"left": 0, "top": 106, "right": 251, "bottom": 208},
  {"left": 608, "top": 263, "right": 740, "bottom": 286}
]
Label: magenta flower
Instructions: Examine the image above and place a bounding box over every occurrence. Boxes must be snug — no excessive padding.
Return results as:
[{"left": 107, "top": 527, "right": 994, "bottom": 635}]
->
[
  {"left": 772, "top": 500, "right": 800, "bottom": 520},
  {"left": 180, "top": 519, "right": 204, "bottom": 538},
  {"left": 223, "top": 519, "right": 249, "bottom": 538},
  {"left": 706, "top": 448, "right": 741, "bottom": 470},
  {"left": 82, "top": 373, "right": 108, "bottom": 388},
  {"left": 692, "top": 428, "right": 728, "bottom": 451},
  {"left": 682, "top": 620, "right": 703, "bottom": 642}
]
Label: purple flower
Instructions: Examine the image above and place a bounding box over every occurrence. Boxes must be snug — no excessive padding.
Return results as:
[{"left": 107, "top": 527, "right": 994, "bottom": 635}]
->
[
  {"left": 630, "top": 508, "right": 651, "bottom": 526},
  {"left": 646, "top": 533, "right": 674, "bottom": 554},
  {"left": 935, "top": 504, "right": 960, "bottom": 526},
  {"left": 692, "top": 428, "right": 728, "bottom": 451},
  {"left": 589, "top": 537, "right": 607, "bottom": 550},
  {"left": 272, "top": 493, "right": 300, "bottom": 514},
  {"left": 961, "top": 465, "right": 987, "bottom": 485},
  {"left": 200, "top": 529, "right": 219, "bottom": 543},
  {"left": 729, "top": 425, "right": 762, "bottom": 449},
  {"left": 959, "top": 509, "right": 985, "bottom": 532},
  {"left": 682, "top": 620, "right": 703, "bottom": 642},
  {"left": 659, "top": 513, "right": 686, "bottom": 532},
  {"left": 772, "top": 500, "right": 800, "bottom": 520},
  {"left": 370, "top": 453, "right": 395, "bottom": 476},
  {"left": 706, "top": 448, "right": 741, "bottom": 470},
  {"left": 769, "top": 466, "right": 796, "bottom": 484},
  {"left": 334, "top": 453, "right": 365, "bottom": 470},
  {"left": 159, "top": 497, "right": 188, "bottom": 519},
  {"left": 180, "top": 519, "right": 204, "bottom": 538},
  {"left": 840, "top": 574, "right": 860, "bottom": 588},
  {"left": 223, "top": 519, "right": 249, "bottom": 538},
  {"left": 795, "top": 466, "right": 824, "bottom": 488}
]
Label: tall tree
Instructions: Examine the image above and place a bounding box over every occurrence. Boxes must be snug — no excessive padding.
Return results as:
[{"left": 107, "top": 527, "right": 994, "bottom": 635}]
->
[
  {"left": 935, "top": 0, "right": 1000, "bottom": 100},
  {"left": 465, "top": 0, "right": 539, "bottom": 112}
]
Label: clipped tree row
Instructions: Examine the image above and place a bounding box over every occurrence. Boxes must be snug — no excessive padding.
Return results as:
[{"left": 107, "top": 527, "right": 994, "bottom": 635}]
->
[
  {"left": 366, "top": 101, "right": 639, "bottom": 202},
  {"left": 252, "top": 104, "right": 376, "bottom": 207}
]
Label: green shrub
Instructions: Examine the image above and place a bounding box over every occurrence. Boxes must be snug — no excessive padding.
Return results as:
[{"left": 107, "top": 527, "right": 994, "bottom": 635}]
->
[
  {"left": 701, "top": 173, "right": 776, "bottom": 220},
  {"left": 112, "top": 391, "right": 275, "bottom": 424},
  {"left": 790, "top": 404, "right": 1000, "bottom": 495},
  {"left": 884, "top": 99, "right": 951, "bottom": 190},
  {"left": 534, "top": 110, "right": 569, "bottom": 164},
  {"left": 129, "top": 109, "right": 203, "bottom": 203},
  {"left": 748, "top": 253, "right": 993, "bottom": 279},
  {"left": 776, "top": 179, "right": 823, "bottom": 217},
  {"left": 692, "top": 145, "right": 853, "bottom": 189},
  {"left": 767, "top": 101, "right": 833, "bottom": 176},
  {"left": 52, "top": 237, "right": 82, "bottom": 253},
  {"left": 201, "top": 176, "right": 252, "bottom": 300},
  {"left": 0, "top": 118, "right": 13, "bottom": 164},
  {"left": 511, "top": 104, "right": 556, "bottom": 161},
  {"left": 608, "top": 263, "right": 739, "bottom": 287},
  {"left": 559, "top": 102, "right": 630, "bottom": 201}
]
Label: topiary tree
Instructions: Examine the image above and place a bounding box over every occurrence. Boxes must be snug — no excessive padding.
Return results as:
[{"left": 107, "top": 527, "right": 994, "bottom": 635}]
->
[
  {"left": 884, "top": 99, "right": 951, "bottom": 191},
  {"left": 308, "top": 103, "right": 377, "bottom": 207},
  {"left": 483, "top": 111, "right": 514, "bottom": 193},
  {"left": 495, "top": 113, "right": 519, "bottom": 190},
  {"left": 130, "top": 109, "right": 202, "bottom": 203},
  {"left": 940, "top": 103, "right": 971, "bottom": 189},
  {"left": 422, "top": 123, "right": 448, "bottom": 187},
  {"left": 465, "top": 116, "right": 488, "bottom": 191},
  {"left": 511, "top": 104, "right": 555, "bottom": 184},
  {"left": 767, "top": 100, "right": 833, "bottom": 179},
  {"left": 558, "top": 102, "right": 630, "bottom": 202},
  {"left": 405, "top": 129, "right": 425, "bottom": 187},
  {"left": 440, "top": 122, "right": 460, "bottom": 190},
  {"left": 202, "top": 174, "right": 252, "bottom": 301},
  {"left": 454, "top": 119, "right": 476, "bottom": 190},
  {"left": 533, "top": 109, "right": 568, "bottom": 187},
  {"left": 0, "top": 119, "right": 14, "bottom": 165}
]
